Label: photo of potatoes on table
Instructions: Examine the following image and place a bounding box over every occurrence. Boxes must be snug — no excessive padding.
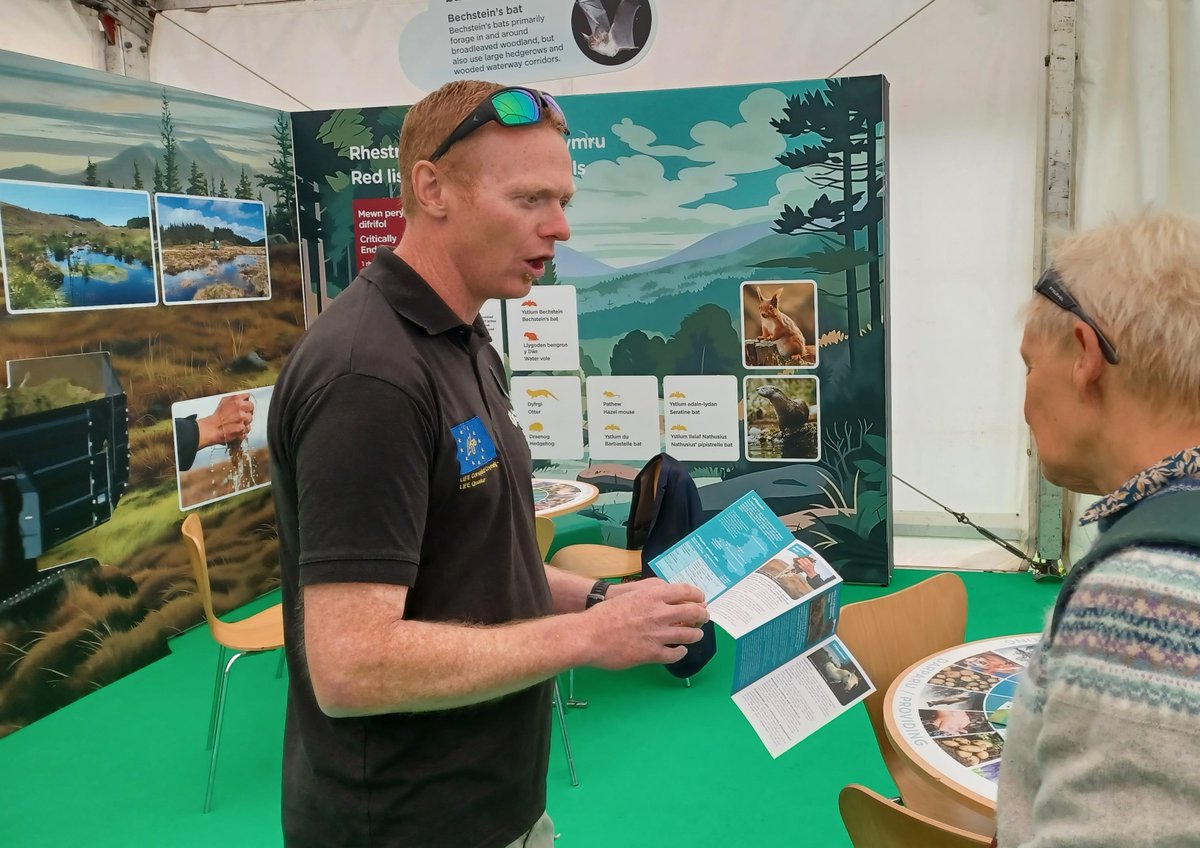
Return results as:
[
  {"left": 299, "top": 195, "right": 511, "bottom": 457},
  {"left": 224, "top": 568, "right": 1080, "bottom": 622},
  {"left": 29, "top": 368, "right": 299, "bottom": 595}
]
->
[
  {"left": 927, "top": 663, "right": 1002, "bottom": 692},
  {"left": 933, "top": 731, "right": 1005, "bottom": 767}
]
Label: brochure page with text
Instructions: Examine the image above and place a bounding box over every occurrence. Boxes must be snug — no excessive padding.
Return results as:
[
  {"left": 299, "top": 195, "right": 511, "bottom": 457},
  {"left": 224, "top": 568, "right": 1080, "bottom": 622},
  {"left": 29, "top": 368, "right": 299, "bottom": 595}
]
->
[{"left": 648, "top": 491, "right": 875, "bottom": 757}]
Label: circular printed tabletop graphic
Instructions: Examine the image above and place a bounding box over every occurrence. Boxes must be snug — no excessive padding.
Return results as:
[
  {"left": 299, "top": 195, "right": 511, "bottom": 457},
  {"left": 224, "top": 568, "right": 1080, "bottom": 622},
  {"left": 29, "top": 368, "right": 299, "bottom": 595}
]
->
[
  {"left": 531, "top": 478, "right": 599, "bottom": 518},
  {"left": 885, "top": 633, "right": 1040, "bottom": 809}
]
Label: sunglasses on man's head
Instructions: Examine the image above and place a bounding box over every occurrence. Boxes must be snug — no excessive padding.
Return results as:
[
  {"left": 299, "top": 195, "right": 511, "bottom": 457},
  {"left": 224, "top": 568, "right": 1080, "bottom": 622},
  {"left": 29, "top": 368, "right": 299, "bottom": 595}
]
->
[
  {"left": 1034, "top": 266, "right": 1120, "bottom": 365},
  {"left": 429, "top": 87, "right": 569, "bottom": 162}
]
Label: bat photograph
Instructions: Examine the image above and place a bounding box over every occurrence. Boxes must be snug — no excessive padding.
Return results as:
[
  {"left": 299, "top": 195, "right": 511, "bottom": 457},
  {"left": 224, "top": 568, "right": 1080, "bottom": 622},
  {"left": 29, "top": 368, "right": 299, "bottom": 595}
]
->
[{"left": 572, "top": 0, "right": 652, "bottom": 65}]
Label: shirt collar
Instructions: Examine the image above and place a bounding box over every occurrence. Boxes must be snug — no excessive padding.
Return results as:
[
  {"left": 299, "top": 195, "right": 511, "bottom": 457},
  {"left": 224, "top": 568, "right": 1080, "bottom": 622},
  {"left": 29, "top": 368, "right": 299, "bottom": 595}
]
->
[
  {"left": 358, "top": 247, "right": 492, "bottom": 349},
  {"left": 1080, "top": 445, "right": 1200, "bottom": 526}
]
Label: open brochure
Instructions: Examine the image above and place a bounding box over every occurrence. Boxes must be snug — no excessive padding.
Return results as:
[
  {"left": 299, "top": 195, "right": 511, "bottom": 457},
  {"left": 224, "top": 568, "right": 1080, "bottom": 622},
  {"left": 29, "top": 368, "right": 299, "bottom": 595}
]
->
[{"left": 648, "top": 491, "right": 875, "bottom": 758}]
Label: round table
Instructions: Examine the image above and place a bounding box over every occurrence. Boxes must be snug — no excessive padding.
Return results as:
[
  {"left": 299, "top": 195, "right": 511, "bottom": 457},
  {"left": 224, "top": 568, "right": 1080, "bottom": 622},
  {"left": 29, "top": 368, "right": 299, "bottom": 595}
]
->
[
  {"left": 883, "top": 633, "right": 1040, "bottom": 814},
  {"left": 531, "top": 477, "right": 599, "bottom": 518}
]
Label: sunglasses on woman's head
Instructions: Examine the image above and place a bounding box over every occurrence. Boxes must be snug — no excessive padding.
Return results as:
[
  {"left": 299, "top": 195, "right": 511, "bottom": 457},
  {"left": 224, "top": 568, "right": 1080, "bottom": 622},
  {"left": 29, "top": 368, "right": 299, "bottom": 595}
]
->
[
  {"left": 1034, "top": 266, "right": 1120, "bottom": 365},
  {"left": 429, "top": 87, "right": 569, "bottom": 162}
]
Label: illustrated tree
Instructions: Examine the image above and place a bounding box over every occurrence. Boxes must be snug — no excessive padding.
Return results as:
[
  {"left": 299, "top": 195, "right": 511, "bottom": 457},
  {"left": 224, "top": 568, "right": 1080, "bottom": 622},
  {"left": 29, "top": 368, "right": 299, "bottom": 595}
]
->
[
  {"left": 760, "top": 80, "right": 885, "bottom": 369},
  {"left": 153, "top": 161, "right": 164, "bottom": 193},
  {"left": 217, "top": 178, "right": 228, "bottom": 198},
  {"left": 839, "top": 80, "right": 886, "bottom": 331},
  {"left": 578, "top": 351, "right": 601, "bottom": 378},
  {"left": 609, "top": 305, "right": 740, "bottom": 381},
  {"left": 257, "top": 111, "right": 297, "bottom": 240},
  {"left": 610, "top": 330, "right": 669, "bottom": 379},
  {"left": 132, "top": 161, "right": 144, "bottom": 191},
  {"left": 234, "top": 168, "right": 254, "bottom": 200},
  {"left": 84, "top": 158, "right": 98, "bottom": 186},
  {"left": 187, "top": 161, "right": 207, "bottom": 196},
  {"left": 159, "top": 91, "right": 183, "bottom": 194},
  {"left": 665, "top": 304, "right": 740, "bottom": 375}
]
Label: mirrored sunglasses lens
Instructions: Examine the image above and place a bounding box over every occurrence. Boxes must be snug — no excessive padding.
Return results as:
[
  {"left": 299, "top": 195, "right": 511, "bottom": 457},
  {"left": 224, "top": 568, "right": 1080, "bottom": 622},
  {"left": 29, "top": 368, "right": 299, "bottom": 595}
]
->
[
  {"left": 541, "top": 92, "right": 567, "bottom": 125},
  {"left": 491, "top": 89, "right": 540, "bottom": 126}
]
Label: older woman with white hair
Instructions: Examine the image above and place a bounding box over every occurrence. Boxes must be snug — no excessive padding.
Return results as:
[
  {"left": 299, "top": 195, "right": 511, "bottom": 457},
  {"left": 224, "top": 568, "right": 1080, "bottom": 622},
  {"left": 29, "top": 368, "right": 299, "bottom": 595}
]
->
[{"left": 997, "top": 212, "right": 1200, "bottom": 847}]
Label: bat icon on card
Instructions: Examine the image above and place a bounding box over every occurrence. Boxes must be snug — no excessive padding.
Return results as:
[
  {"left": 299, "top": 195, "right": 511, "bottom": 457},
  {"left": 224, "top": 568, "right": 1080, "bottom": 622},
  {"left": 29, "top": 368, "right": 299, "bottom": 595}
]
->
[{"left": 576, "top": 0, "right": 644, "bottom": 57}]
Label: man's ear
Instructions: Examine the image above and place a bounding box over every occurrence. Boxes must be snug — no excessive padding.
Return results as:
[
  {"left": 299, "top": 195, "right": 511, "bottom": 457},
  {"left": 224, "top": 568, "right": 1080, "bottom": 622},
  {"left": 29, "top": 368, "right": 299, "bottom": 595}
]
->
[
  {"left": 408, "top": 161, "right": 449, "bottom": 220},
  {"left": 1071, "top": 320, "right": 1108, "bottom": 394}
]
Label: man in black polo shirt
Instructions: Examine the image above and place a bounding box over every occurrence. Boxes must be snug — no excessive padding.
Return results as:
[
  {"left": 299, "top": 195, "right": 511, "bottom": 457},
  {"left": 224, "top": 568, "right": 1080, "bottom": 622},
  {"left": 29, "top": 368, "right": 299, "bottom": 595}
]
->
[{"left": 268, "top": 80, "right": 709, "bottom": 848}]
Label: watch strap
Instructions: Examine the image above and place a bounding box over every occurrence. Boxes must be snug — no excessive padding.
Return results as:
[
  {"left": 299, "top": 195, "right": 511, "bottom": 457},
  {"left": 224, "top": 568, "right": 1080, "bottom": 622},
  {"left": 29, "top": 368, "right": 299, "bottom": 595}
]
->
[{"left": 584, "top": 579, "right": 610, "bottom": 609}]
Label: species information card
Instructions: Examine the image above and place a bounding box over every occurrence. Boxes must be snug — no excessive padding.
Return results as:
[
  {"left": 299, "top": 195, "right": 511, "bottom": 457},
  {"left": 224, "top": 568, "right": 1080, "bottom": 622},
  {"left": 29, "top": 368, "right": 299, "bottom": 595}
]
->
[{"left": 649, "top": 491, "right": 875, "bottom": 757}]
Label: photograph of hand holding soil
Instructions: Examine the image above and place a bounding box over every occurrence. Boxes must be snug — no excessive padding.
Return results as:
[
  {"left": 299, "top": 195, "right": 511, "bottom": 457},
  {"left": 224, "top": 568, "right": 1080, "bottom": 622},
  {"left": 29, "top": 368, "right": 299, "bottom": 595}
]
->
[
  {"left": 0, "top": 180, "right": 157, "bottom": 313},
  {"left": 172, "top": 385, "right": 273, "bottom": 510},
  {"left": 155, "top": 194, "right": 270, "bottom": 304}
]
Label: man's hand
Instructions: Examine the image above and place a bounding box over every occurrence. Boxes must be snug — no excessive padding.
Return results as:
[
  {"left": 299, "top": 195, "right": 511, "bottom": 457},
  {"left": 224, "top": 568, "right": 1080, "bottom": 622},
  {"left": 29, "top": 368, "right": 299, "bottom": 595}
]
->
[
  {"left": 197, "top": 393, "right": 254, "bottom": 448},
  {"left": 580, "top": 578, "right": 708, "bottom": 670}
]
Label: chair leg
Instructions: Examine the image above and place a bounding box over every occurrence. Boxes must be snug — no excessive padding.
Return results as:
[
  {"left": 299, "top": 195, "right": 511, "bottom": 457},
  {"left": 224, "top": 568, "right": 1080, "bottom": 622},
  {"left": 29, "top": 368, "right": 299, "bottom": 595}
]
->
[
  {"left": 275, "top": 648, "right": 286, "bottom": 679},
  {"left": 204, "top": 649, "right": 245, "bottom": 813},
  {"left": 206, "top": 645, "right": 228, "bottom": 751},
  {"left": 566, "top": 668, "right": 587, "bottom": 709},
  {"left": 684, "top": 677, "right": 691, "bottom": 688},
  {"left": 551, "top": 679, "right": 578, "bottom": 787}
]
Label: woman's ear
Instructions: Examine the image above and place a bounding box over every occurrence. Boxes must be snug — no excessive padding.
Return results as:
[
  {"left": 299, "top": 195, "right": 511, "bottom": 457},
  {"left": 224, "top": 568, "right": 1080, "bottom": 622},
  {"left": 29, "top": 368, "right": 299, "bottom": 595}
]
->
[{"left": 1071, "top": 321, "right": 1108, "bottom": 394}]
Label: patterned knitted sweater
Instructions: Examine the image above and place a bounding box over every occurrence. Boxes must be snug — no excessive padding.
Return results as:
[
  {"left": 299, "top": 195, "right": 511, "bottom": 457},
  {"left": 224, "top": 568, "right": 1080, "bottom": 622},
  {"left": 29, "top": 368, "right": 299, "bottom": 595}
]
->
[{"left": 996, "top": 447, "right": 1200, "bottom": 847}]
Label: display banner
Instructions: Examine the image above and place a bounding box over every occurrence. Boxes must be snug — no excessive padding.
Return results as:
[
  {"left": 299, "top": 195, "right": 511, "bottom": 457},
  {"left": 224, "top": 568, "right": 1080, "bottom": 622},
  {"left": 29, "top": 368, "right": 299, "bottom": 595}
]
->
[
  {"left": 0, "top": 49, "right": 303, "bottom": 737},
  {"left": 400, "top": 0, "right": 657, "bottom": 91},
  {"left": 291, "top": 76, "right": 891, "bottom": 585}
]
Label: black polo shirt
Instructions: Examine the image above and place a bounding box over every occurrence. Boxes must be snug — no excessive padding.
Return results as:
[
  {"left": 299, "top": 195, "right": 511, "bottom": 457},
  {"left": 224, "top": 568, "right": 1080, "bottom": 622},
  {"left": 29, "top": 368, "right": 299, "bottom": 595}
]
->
[{"left": 268, "top": 248, "right": 553, "bottom": 848}]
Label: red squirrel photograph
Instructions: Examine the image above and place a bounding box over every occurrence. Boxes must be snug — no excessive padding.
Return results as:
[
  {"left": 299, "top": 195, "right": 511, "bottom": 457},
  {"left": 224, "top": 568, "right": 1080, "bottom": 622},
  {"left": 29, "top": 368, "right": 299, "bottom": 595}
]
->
[{"left": 741, "top": 282, "right": 818, "bottom": 367}]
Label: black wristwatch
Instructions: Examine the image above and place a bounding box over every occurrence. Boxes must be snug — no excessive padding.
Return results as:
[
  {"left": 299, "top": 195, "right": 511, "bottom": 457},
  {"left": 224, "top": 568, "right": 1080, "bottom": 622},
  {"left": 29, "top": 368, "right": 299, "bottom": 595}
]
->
[{"left": 584, "top": 579, "right": 609, "bottom": 609}]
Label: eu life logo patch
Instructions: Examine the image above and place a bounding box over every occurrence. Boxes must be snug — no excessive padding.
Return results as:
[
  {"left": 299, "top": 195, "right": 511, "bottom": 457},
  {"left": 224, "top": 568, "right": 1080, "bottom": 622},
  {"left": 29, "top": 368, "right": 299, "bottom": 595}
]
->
[{"left": 451, "top": 416, "right": 497, "bottom": 476}]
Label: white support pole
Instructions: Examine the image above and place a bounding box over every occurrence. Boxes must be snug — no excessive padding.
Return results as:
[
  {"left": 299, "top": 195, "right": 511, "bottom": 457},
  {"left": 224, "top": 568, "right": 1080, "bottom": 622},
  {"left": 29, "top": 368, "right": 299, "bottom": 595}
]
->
[{"left": 1030, "top": 0, "right": 1076, "bottom": 574}]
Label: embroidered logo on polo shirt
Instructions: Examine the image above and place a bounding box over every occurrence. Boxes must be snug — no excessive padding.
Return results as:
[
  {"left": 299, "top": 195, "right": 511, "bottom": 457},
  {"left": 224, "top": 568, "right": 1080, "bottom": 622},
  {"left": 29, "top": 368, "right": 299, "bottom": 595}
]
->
[{"left": 451, "top": 415, "right": 500, "bottom": 489}]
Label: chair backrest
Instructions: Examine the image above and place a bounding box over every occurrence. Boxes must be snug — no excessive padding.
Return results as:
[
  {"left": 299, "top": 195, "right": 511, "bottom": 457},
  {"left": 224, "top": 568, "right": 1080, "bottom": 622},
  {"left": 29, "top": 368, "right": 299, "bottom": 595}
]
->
[
  {"left": 180, "top": 513, "right": 220, "bottom": 628},
  {"left": 839, "top": 783, "right": 991, "bottom": 848},
  {"left": 837, "top": 573, "right": 971, "bottom": 820},
  {"left": 534, "top": 516, "right": 555, "bottom": 561}
]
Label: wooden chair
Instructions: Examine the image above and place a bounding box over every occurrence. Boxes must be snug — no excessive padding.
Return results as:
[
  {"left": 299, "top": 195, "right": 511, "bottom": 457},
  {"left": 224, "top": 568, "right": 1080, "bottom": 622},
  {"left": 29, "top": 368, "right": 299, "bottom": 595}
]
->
[
  {"left": 533, "top": 516, "right": 579, "bottom": 786},
  {"left": 548, "top": 461, "right": 690, "bottom": 706},
  {"left": 534, "top": 516, "right": 556, "bottom": 564},
  {"left": 838, "top": 572, "right": 992, "bottom": 835},
  {"left": 548, "top": 540, "right": 643, "bottom": 708},
  {"left": 546, "top": 456, "right": 660, "bottom": 582},
  {"left": 180, "top": 513, "right": 285, "bottom": 812},
  {"left": 840, "top": 783, "right": 992, "bottom": 847},
  {"left": 548, "top": 542, "right": 642, "bottom": 581}
]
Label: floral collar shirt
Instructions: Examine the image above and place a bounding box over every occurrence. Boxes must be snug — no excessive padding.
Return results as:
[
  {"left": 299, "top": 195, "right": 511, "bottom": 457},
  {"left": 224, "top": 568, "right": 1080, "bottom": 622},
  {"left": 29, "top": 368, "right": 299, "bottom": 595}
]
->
[{"left": 1080, "top": 445, "right": 1200, "bottom": 530}]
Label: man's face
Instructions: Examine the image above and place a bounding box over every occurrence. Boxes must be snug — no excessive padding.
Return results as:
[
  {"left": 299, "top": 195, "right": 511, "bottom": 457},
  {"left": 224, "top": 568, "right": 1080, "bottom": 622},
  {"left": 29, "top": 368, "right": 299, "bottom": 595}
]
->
[
  {"left": 442, "top": 122, "right": 573, "bottom": 304},
  {"left": 1020, "top": 325, "right": 1102, "bottom": 494}
]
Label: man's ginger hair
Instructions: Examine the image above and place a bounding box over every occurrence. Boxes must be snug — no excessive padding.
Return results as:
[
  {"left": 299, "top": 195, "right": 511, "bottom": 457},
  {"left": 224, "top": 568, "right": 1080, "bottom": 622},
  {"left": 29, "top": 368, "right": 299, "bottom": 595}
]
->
[
  {"left": 398, "top": 80, "right": 566, "bottom": 217},
  {"left": 1025, "top": 211, "right": 1200, "bottom": 421}
]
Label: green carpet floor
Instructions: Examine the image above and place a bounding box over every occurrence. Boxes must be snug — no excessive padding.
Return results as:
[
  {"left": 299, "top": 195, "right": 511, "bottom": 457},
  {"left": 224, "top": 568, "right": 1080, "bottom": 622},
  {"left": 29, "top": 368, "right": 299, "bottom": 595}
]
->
[{"left": 0, "top": 568, "right": 1060, "bottom": 847}]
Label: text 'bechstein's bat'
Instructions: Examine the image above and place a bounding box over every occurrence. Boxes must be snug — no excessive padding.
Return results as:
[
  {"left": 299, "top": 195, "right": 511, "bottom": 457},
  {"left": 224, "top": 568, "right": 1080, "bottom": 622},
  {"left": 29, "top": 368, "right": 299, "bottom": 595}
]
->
[{"left": 576, "top": 0, "right": 643, "bottom": 57}]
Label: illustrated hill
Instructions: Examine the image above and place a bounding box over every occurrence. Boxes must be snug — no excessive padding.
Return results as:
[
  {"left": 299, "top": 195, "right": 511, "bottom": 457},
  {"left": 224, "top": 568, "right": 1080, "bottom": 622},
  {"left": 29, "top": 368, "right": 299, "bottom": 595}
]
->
[{"left": 0, "top": 139, "right": 257, "bottom": 196}]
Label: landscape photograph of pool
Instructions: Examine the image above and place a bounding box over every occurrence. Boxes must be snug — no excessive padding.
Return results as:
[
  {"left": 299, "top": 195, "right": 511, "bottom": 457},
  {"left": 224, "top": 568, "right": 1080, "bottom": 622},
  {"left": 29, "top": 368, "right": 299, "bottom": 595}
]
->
[
  {"left": 155, "top": 193, "right": 271, "bottom": 304},
  {"left": 0, "top": 180, "right": 157, "bottom": 313}
]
